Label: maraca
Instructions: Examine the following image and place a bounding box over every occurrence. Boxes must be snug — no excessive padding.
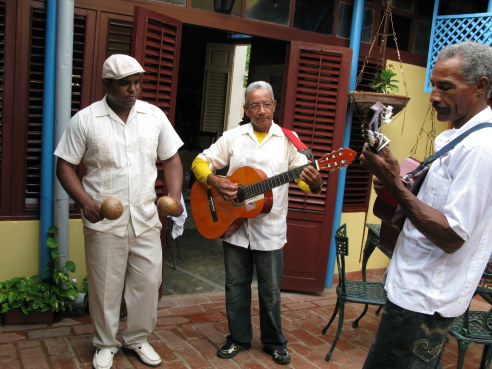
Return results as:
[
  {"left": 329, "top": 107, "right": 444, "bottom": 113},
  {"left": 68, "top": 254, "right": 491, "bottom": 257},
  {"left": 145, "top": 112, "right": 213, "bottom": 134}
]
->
[
  {"left": 157, "top": 196, "right": 178, "bottom": 216},
  {"left": 101, "top": 198, "right": 123, "bottom": 220}
]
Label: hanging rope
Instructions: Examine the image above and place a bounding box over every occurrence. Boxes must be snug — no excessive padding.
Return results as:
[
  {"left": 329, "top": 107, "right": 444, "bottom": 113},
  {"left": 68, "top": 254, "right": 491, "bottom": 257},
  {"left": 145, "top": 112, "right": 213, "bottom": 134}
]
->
[
  {"left": 409, "top": 103, "right": 437, "bottom": 160},
  {"left": 355, "top": 3, "right": 407, "bottom": 97},
  {"left": 388, "top": 7, "right": 408, "bottom": 98}
]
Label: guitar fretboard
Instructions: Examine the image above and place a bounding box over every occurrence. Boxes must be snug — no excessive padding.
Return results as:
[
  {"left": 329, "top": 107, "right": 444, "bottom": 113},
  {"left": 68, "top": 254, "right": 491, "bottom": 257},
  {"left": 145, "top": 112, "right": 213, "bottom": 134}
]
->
[{"left": 237, "top": 162, "right": 316, "bottom": 202}]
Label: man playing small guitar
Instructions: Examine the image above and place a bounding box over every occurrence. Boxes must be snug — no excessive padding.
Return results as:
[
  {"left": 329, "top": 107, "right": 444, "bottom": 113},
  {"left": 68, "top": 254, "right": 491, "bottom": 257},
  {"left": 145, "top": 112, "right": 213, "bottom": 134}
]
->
[
  {"left": 191, "top": 81, "right": 323, "bottom": 365},
  {"left": 360, "top": 41, "right": 492, "bottom": 369}
]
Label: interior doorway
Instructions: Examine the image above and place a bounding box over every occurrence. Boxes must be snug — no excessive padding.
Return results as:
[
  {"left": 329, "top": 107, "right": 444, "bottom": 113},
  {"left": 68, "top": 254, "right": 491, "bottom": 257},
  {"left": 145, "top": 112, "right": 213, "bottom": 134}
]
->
[
  {"left": 163, "top": 25, "right": 290, "bottom": 295},
  {"left": 174, "top": 26, "right": 287, "bottom": 146},
  {"left": 174, "top": 24, "right": 288, "bottom": 191}
]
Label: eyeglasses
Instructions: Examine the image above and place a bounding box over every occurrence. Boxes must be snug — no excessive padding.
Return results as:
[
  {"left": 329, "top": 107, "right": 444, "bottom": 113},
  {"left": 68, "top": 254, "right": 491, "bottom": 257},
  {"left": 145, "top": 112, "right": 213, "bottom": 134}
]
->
[{"left": 246, "top": 101, "right": 275, "bottom": 111}]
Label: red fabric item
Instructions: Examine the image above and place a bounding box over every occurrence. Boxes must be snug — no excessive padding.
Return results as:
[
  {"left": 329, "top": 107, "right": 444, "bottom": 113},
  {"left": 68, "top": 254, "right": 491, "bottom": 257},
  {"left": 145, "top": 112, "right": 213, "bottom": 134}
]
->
[{"left": 281, "top": 127, "right": 308, "bottom": 150}]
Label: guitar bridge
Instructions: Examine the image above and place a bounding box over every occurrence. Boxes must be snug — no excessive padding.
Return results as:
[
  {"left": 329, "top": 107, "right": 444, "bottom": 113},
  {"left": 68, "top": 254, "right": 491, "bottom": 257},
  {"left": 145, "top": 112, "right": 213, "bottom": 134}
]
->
[{"left": 207, "top": 189, "right": 218, "bottom": 222}]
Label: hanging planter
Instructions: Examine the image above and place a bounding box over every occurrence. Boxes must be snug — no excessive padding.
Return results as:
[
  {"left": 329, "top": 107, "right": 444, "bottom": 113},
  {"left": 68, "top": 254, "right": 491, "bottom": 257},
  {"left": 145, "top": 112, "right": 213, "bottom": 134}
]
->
[
  {"left": 349, "top": 91, "right": 409, "bottom": 118},
  {"left": 350, "top": 2, "right": 410, "bottom": 120}
]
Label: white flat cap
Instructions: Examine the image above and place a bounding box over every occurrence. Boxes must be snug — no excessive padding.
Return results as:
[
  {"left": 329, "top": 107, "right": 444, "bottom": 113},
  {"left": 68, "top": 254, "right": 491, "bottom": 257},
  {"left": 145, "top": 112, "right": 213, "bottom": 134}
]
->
[{"left": 102, "top": 54, "right": 145, "bottom": 80}]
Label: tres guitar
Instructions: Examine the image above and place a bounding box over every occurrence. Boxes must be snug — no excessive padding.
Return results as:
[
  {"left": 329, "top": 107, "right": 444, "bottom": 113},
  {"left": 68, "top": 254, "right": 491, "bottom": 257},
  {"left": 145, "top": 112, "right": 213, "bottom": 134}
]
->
[
  {"left": 190, "top": 148, "right": 356, "bottom": 239},
  {"left": 363, "top": 102, "right": 427, "bottom": 253}
]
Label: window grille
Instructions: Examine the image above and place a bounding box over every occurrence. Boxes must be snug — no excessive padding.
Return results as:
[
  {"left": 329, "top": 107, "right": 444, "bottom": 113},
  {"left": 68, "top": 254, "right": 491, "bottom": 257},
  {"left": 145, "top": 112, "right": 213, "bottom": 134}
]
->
[{"left": 424, "top": 5, "right": 492, "bottom": 92}]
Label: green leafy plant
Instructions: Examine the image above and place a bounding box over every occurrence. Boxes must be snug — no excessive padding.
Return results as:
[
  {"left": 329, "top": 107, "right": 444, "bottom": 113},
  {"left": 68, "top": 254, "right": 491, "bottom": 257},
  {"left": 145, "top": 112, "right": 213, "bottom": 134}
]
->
[
  {"left": 0, "top": 226, "right": 79, "bottom": 315},
  {"left": 0, "top": 276, "right": 51, "bottom": 314},
  {"left": 369, "top": 65, "right": 400, "bottom": 94},
  {"left": 81, "top": 276, "right": 88, "bottom": 294}
]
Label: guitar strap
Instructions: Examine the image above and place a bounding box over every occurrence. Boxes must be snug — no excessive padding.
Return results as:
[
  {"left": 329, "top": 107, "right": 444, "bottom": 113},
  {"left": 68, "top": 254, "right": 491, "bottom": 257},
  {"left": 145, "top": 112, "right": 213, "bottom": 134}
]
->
[
  {"left": 281, "top": 127, "right": 313, "bottom": 160},
  {"left": 408, "top": 122, "right": 492, "bottom": 178}
]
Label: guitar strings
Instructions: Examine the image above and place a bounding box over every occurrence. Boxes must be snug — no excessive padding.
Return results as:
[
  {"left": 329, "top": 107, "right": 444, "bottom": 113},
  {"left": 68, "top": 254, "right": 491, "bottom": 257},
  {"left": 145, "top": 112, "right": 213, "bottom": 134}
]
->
[
  {"left": 206, "top": 164, "right": 312, "bottom": 206},
  {"left": 202, "top": 151, "right": 352, "bottom": 206}
]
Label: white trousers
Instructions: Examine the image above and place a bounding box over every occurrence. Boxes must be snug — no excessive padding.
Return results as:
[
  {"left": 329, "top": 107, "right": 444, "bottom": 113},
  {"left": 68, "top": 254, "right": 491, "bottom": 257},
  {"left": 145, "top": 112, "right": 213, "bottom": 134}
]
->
[{"left": 84, "top": 221, "right": 162, "bottom": 350}]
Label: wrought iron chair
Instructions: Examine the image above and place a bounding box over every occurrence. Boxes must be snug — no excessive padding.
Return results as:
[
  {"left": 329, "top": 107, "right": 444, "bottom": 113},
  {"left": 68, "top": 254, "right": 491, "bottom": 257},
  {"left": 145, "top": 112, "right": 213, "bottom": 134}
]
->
[
  {"left": 357, "top": 223, "right": 393, "bottom": 322},
  {"left": 448, "top": 256, "right": 492, "bottom": 369},
  {"left": 322, "top": 223, "right": 387, "bottom": 361},
  {"left": 350, "top": 223, "right": 387, "bottom": 328}
]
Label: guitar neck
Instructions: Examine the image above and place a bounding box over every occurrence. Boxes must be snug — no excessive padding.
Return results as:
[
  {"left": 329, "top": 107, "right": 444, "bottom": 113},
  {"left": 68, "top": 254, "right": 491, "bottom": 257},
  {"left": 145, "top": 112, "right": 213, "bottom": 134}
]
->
[{"left": 238, "top": 161, "right": 316, "bottom": 201}]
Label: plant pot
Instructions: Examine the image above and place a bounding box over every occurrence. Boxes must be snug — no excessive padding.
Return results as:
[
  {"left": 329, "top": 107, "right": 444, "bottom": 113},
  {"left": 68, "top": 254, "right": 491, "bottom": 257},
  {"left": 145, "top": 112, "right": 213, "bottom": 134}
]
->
[
  {"left": 349, "top": 91, "right": 410, "bottom": 119},
  {"left": 2, "top": 309, "right": 54, "bottom": 325}
]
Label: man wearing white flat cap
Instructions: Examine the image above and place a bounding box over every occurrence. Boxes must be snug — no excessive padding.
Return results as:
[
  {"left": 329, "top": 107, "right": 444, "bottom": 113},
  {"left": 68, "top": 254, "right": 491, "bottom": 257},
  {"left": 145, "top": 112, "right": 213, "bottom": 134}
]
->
[{"left": 55, "top": 54, "right": 184, "bottom": 369}]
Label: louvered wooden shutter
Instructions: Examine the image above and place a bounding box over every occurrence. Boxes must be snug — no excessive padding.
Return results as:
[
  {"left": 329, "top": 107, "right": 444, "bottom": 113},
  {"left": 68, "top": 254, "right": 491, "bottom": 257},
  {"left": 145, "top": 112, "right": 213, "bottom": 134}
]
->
[
  {"left": 73, "top": 12, "right": 133, "bottom": 112},
  {"left": 132, "top": 7, "right": 182, "bottom": 197},
  {"left": 282, "top": 42, "right": 351, "bottom": 214},
  {"left": 91, "top": 13, "right": 133, "bottom": 104},
  {"left": 107, "top": 18, "right": 133, "bottom": 56},
  {"left": 200, "top": 43, "right": 235, "bottom": 135},
  {"left": 343, "top": 59, "right": 381, "bottom": 212},
  {"left": 281, "top": 42, "right": 352, "bottom": 293},
  {"left": 2, "top": 0, "right": 48, "bottom": 217},
  {"left": 201, "top": 71, "right": 228, "bottom": 133},
  {"left": 132, "top": 7, "right": 182, "bottom": 122},
  {"left": 0, "top": 0, "right": 6, "bottom": 214},
  {"left": 67, "top": 10, "right": 91, "bottom": 216},
  {"left": 24, "top": 5, "right": 47, "bottom": 212},
  {"left": 71, "top": 12, "right": 91, "bottom": 117}
]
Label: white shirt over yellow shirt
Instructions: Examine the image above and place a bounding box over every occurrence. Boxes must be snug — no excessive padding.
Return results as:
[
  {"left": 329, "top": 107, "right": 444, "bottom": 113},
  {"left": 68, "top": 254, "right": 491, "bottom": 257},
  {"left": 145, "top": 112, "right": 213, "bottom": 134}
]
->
[{"left": 194, "top": 122, "right": 313, "bottom": 251}]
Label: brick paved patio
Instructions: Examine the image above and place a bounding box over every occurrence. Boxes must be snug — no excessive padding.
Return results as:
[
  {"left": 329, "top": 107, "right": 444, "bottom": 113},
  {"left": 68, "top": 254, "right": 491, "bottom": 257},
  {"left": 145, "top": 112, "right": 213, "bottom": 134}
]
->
[{"left": 0, "top": 282, "right": 487, "bottom": 369}]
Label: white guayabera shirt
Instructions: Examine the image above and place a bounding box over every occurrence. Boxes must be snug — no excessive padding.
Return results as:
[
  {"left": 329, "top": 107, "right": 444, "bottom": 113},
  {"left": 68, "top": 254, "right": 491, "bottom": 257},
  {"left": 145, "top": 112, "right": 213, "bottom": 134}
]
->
[
  {"left": 197, "top": 122, "right": 309, "bottom": 251},
  {"left": 54, "top": 97, "right": 183, "bottom": 237},
  {"left": 386, "top": 107, "right": 492, "bottom": 317}
]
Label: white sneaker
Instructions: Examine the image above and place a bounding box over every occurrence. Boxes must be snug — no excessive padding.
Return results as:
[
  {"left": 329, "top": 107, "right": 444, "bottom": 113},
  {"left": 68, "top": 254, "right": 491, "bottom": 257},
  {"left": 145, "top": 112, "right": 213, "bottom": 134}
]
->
[
  {"left": 92, "top": 348, "right": 115, "bottom": 369},
  {"left": 132, "top": 342, "right": 162, "bottom": 367}
]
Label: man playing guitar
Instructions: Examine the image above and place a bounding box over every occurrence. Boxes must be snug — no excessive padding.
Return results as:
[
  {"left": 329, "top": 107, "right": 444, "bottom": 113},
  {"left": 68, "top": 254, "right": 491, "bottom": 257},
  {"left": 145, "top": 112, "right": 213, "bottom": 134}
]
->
[
  {"left": 191, "top": 81, "right": 322, "bottom": 365},
  {"left": 360, "top": 41, "right": 492, "bottom": 369}
]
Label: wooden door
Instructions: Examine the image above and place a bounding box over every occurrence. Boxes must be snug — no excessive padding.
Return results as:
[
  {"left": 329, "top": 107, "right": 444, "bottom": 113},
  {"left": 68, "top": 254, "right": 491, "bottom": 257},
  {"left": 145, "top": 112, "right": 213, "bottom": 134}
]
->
[
  {"left": 132, "top": 7, "right": 182, "bottom": 197},
  {"left": 280, "top": 41, "right": 352, "bottom": 293},
  {"left": 132, "top": 7, "right": 182, "bottom": 123},
  {"left": 132, "top": 7, "right": 183, "bottom": 259}
]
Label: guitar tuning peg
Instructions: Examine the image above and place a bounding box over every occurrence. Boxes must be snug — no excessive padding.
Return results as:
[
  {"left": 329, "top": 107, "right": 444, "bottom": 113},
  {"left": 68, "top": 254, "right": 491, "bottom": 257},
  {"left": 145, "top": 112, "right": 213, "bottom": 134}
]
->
[{"left": 382, "top": 105, "right": 394, "bottom": 124}]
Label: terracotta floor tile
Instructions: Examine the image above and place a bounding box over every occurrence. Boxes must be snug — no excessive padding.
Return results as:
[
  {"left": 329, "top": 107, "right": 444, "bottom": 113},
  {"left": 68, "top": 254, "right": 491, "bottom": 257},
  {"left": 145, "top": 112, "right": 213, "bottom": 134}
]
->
[{"left": 0, "top": 267, "right": 487, "bottom": 368}]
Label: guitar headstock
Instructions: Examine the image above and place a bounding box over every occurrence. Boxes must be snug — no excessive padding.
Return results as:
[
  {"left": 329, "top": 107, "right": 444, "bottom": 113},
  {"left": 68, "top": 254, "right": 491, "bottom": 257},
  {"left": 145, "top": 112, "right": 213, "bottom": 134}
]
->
[
  {"left": 316, "top": 148, "right": 357, "bottom": 171},
  {"left": 363, "top": 102, "right": 393, "bottom": 153}
]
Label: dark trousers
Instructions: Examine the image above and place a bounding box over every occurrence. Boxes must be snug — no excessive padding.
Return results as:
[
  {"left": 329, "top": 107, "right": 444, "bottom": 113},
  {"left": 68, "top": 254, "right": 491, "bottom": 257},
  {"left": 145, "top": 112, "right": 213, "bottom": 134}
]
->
[
  {"left": 223, "top": 241, "right": 287, "bottom": 351},
  {"left": 363, "top": 299, "right": 455, "bottom": 369}
]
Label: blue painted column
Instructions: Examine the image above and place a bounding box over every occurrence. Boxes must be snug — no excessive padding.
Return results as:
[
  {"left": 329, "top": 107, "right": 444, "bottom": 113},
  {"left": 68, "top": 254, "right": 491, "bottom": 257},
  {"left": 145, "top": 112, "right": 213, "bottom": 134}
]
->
[
  {"left": 39, "top": 0, "right": 57, "bottom": 276},
  {"left": 325, "top": 0, "right": 365, "bottom": 288},
  {"left": 53, "top": 0, "right": 74, "bottom": 269}
]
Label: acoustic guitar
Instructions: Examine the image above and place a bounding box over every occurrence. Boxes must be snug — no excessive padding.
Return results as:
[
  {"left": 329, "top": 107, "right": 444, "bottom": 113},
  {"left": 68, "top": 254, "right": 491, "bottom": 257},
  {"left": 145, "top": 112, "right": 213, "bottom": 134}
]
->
[
  {"left": 190, "top": 148, "right": 356, "bottom": 239},
  {"left": 373, "top": 158, "right": 428, "bottom": 253},
  {"left": 363, "top": 102, "right": 427, "bottom": 253}
]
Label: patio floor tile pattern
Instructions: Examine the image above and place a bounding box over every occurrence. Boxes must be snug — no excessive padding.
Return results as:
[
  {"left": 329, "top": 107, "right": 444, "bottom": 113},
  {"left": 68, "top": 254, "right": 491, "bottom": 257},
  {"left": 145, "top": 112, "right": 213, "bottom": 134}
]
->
[{"left": 0, "top": 285, "right": 487, "bottom": 369}]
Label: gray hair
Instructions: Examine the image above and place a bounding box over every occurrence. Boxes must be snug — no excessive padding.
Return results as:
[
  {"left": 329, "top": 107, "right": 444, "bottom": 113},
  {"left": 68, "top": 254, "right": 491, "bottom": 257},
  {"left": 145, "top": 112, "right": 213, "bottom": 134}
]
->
[
  {"left": 436, "top": 41, "right": 492, "bottom": 98},
  {"left": 244, "top": 81, "right": 275, "bottom": 104}
]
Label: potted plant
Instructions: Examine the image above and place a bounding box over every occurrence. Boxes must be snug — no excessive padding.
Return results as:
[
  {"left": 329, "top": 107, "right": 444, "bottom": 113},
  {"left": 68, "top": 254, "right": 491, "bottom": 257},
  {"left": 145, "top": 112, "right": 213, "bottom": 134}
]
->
[
  {"left": 0, "top": 226, "right": 79, "bottom": 324},
  {"left": 369, "top": 64, "right": 400, "bottom": 93},
  {"left": 349, "top": 64, "right": 410, "bottom": 118}
]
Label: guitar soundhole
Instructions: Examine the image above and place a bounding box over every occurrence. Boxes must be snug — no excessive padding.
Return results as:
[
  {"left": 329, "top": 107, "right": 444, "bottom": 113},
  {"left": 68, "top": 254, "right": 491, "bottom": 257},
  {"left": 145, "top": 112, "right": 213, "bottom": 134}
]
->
[{"left": 235, "top": 185, "right": 245, "bottom": 203}]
